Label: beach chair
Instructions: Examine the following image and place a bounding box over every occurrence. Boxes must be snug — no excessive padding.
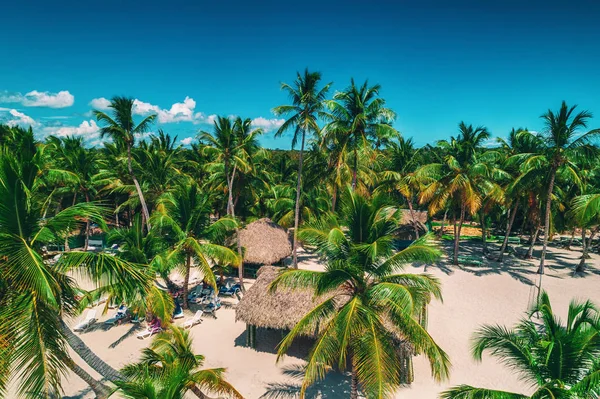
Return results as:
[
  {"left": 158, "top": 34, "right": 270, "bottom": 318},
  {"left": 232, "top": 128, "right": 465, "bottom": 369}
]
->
[
  {"left": 183, "top": 310, "right": 203, "bottom": 329},
  {"left": 137, "top": 324, "right": 163, "bottom": 339},
  {"left": 73, "top": 309, "right": 97, "bottom": 332},
  {"left": 104, "top": 305, "right": 128, "bottom": 327}
]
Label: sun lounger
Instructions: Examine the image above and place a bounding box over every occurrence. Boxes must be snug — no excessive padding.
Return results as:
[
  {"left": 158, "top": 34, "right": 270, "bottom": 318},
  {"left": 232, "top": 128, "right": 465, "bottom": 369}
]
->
[
  {"left": 183, "top": 310, "right": 203, "bottom": 329},
  {"left": 73, "top": 309, "right": 97, "bottom": 332},
  {"left": 137, "top": 324, "right": 162, "bottom": 339}
]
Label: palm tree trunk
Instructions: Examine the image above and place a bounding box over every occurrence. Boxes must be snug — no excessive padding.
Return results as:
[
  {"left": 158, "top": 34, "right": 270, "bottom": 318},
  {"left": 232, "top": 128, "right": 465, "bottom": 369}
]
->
[
  {"left": 438, "top": 209, "right": 448, "bottom": 238},
  {"left": 350, "top": 363, "right": 359, "bottom": 399},
  {"left": 526, "top": 225, "right": 540, "bottom": 259},
  {"left": 406, "top": 196, "right": 419, "bottom": 239},
  {"left": 115, "top": 201, "right": 120, "bottom": 227},
  {"left": 480, "top": 210, "right": 488, "bottom": 254},
  {"left": 351, "top": 148, "right": 358, "bottom": 190},
  {"left": 538, "top": 166, "right": 557, "bottom": 274},
  {"left": 453, "top": 206, "right": 465, "bottom": 265},
  {"left": 183, "top": 252, "right": 191, "bottom": 309},
  {"left": 60, "top": 319, "right": 123, "bottom": 382},
  {"left": 291, "top": 131, "right": 306, "bottom": 269},
  {"left": 498, "top": 199, "right": 520, "bottom": 262},
  {"left": 228, "top": 165, "right": 245, "bottom": 292},
  {"left": 331, "top": 184, "right": 338, "bottom": 212},
  {"left": 65, "top": 358, "right": 110, "bottom": 399},
  {"left": 566, "top": 228, "right": 575, "bottom": 250},
  {"left": 84, "top": 192, "right": 90, "bottom": 251},
  {"left": 577, "top": 227, "right": 597, "bottom": 273},
  {"left": 65, "top": 194, "right": 77, "bottom": 251},
  {"left": 126, "top": 143, "right": 151, "bottom": 232}
]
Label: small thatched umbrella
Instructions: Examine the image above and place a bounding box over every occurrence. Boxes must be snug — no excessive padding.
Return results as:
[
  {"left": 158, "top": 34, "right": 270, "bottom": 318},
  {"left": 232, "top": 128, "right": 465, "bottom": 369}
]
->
[{"left": 237, "top": 218, "right": 292, "bottom": 265}]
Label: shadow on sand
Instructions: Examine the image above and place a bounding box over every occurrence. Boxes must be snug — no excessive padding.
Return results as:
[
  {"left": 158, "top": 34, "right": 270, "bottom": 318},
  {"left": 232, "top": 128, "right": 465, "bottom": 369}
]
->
[{"left": 260, "top": 364, "right": 357, "bottom": 399}]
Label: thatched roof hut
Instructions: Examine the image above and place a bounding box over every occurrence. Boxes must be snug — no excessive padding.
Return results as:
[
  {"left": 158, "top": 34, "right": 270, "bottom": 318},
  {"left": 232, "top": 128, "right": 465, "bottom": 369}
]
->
[
  {"left": 236, "top": 266, "right": 320, "bottom": 331},
  {"left": 237, "top": 218, "right": 292, "bottom": 265},
  {"left": 235, "top": 265, "right": 417, "bottom": 383}
]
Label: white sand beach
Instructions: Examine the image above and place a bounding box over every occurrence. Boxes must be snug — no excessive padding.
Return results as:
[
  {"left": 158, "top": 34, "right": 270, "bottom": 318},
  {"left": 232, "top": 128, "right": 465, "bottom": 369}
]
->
[{"left": 60, "top": 242, "right": 600, "bottom": 399}]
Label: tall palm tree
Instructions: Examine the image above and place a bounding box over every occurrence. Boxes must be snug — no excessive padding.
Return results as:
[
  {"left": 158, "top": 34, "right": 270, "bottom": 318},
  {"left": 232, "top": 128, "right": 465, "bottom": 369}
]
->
[
  {"left": 46, "top": 136, "right": 99, "bottom": 250},
  {"left": 441, "top": 291, "right": 600, "bottom": 398},
  {"left": 273, "top": 69, "right": 331, "bottom": 268},
  {"left": 418, "top": 123, "right": 501, "bottom": 265},
  {"left": 270, "top": 189, "right": 450, "bottom": 399},
  {"left": 323, "top": 79, "right": 398, "bottom": 190},
  {"left": 517, "top": 102, "right": 599, "bottom": 274},
  {"left": 94, "top": 96, "right": 156, "bottom": 231},
  {"left": 376, "top": 137, "right": 424, "bottom": 239},
  {"left": 152, "top": 181, "right": 240, "bottom": 309},
  {"left": 571, "top": 192, "right": 600, "bottom": 273},
  {"left": 0, "top": 127, "right": 153, "bottom": 398},
  {"left": 116, "top": 326, "right": 243, "bottom": 399}
]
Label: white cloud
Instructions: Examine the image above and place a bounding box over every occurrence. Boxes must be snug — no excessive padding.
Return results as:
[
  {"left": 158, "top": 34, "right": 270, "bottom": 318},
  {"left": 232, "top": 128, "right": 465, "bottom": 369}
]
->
[
  {"left": 252, "top": 116, "right": 285, "bottom": 132},
  {"left": 180, "top": 137, "right": 194, "bottom": 146},
  {"left": 45, "top": 120, "right": 101, "bottom": 141},
  {"left": 89, "top": 97, "right": 111, "bottom": 110},
  {"left": 4, "top": 109, "right": 37, "bottom": 127},
  {"left": 0, "top": 91, "right": 23, "bottom": 103},
  {"left": 133, "top": 96, "right": 205, "bottom": 124},
  {"left": 21, "top": 90, "right": 74, "bottom": 108}
]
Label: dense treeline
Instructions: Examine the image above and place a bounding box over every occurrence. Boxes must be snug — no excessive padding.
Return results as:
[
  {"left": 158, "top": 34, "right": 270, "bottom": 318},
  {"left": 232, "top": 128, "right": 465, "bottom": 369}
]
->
[{"left": 1, "top": 69, "right": 600, "bottom": 399}]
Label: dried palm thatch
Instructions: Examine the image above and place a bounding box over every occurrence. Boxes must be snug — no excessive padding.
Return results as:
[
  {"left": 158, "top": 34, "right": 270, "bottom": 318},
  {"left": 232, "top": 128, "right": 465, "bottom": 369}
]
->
[
  {"left": 235, "top": 266, "right": 322, "bottom": 332},
  {"left": 237, "top": 218, "right": 292, "bottom": 265},
  {"left": 399, "top": 209, "right": 428, "bottom": 225},
  {"left": 235, "top": 265, "right": 418, "bottom": 383}
]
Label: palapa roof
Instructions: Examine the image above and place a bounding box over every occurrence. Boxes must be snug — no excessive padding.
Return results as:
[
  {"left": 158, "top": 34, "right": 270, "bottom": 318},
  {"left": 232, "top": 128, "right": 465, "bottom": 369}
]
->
[
  {"left": 238, "top": 218, "right": 292, "bottom": 265},
  {"left": 399, "top": 209, "right": 428, "bottom": 225},
  {"left": 235, "top": 266, "right": 413, "bottom": 346},
  {"left": 236, "top": 266, "right": 326, "bottom": 331}
]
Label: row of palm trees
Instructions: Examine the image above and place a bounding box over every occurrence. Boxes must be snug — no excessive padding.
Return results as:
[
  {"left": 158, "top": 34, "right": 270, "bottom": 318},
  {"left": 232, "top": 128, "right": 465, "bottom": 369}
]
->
[{"left": 0, "top": 68, "right": 599, "bottom": 398}]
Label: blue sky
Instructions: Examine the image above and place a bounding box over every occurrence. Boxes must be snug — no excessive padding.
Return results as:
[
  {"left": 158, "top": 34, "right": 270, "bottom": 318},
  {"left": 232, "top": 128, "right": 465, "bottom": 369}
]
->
[{"left": 1, "top": 0, "right": 599, "bottom": 148}]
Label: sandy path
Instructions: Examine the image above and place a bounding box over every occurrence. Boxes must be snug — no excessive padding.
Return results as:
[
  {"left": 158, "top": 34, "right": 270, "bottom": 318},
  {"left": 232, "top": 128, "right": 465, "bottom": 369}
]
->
[{"left": 55, "top": 241, "right": 600, "bottom": 398}]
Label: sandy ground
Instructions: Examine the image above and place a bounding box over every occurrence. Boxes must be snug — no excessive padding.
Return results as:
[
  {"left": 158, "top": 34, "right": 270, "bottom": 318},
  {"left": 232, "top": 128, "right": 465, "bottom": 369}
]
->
[{"left": 46, "top": 240, "right": 600, "bottom": 399}]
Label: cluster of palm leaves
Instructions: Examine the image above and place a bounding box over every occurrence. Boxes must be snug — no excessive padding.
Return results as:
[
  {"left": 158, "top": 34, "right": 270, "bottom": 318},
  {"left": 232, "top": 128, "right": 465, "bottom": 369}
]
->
[
  {"left": 441, "top": 291, "right": 600, "bottom": 398},
  {"left": 1, "top": 69, "right": 600, "bottom": 399}
]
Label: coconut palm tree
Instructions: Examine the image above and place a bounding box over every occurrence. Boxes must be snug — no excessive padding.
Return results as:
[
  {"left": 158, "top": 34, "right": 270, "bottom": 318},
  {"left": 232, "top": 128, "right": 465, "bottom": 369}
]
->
[
  {"left": 376, "top": 137, "right": 424, "bottom": 239},
  {"left": 0, "top": 128, "right": 153, "bottom": 398},
  {"left": 515, "top": 102, "right": 599, "bottom": 274},
  {"left": 273, "top": 69, "right": 332, "bottom": 268},
  {"left": 323, "top": 79, "right": 398, "bottom": 190},
  {"left": 116, "top": 325, "right": 243, "bottom": 399},
  {"left": 94, "top": 96, "right": 156, "bottom": 231},
  {"left": 151, "top": 181, "right": 240, "bottom": 309},
  {"left": 418, "top": 123, "right": 501, "bottom": 265},
  {"left": 570, "top": 192, "right": 600, "bottom": 273},
  {"left": 270, "top": 189, "right": 450, "bottom": 399},
  {"left": 46, "top": 135, "right": 99, "bottom": 250},
  {"left": 440, "top": 291, "right": 600, "bottom": 398}
]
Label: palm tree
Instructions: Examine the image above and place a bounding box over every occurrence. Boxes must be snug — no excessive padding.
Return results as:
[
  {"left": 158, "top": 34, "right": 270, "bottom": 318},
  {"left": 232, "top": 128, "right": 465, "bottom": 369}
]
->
[
  {"left": 94, "top": 96, "right": 157, "bottom": 231},
  {"left": 0, "top": 127, "right": 153, "bottom": 398},
  {"left": 418, "top": 123, "right": 499, "bottom": 265},
  {"left": 441, "top": 291, "right": 600, "bottom": 398},
  {"left": 152, "top": 181, "right": 240, "bottom": 309},
  {"left": 323, "top": 79, "right": 398, "bottom": 190},
  {"left": 376, "top": 137, "right": 424, "bottom": 239},
  {"left": 116, "top": 325, "right": 243, "bottom": 399},
  {"left": 46, "top": 136, "right": 99, "bottom": 250},
  {"left": 273, "top": 69, "right": 331, "bottom": 268},
  {"left": 270, "top": 189, "right": 450, "bottom": 399},
  {"left": 518, "top": 102, "right": 599, "bottom": 274},
  {"left": 571, "top": 192, "right": 600, "bottom": 273}
]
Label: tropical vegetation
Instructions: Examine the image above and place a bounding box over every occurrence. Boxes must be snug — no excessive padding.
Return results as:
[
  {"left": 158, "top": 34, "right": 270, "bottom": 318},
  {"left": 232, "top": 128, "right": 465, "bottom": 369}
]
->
[{"left": 0, "top": 71, "right": 599, "bottom": 399}]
